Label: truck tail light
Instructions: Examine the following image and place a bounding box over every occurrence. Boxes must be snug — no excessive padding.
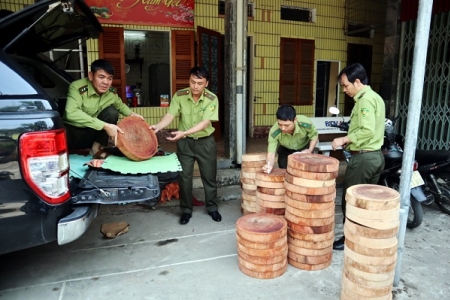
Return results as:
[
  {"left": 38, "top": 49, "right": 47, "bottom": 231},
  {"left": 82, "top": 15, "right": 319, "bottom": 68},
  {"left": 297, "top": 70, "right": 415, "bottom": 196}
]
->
[{"left": 19, "top": 129, "right": 71, "bottom": 205}]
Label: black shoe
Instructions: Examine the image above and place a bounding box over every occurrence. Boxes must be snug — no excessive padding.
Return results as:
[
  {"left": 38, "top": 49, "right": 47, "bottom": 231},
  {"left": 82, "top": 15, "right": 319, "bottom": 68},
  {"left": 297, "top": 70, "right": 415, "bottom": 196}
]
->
[
  {"left": 333, "top": 236, "right": 345, "bottom": 250},
  {"left": 208, "top": 211, "right": 222, "bottom": 222},
  {"left": 180, "top": 213, "right": 192, "bottom": 225}
]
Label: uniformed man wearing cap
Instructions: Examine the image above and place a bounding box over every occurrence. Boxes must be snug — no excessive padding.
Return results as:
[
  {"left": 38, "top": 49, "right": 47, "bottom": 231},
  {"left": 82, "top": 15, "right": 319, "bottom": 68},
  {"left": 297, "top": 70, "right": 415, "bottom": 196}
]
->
[
  {"left": 63, "top": 59, "right": 143, "bottom": 157},
  {"left": 262, "top": 105, "right": 319, "bottom": 174},
  {"left": 151, "top": 66, "right": 221, "bottom": 225},
  {"left": 331, "top": 63, "right": 386, "bottom": 250}
]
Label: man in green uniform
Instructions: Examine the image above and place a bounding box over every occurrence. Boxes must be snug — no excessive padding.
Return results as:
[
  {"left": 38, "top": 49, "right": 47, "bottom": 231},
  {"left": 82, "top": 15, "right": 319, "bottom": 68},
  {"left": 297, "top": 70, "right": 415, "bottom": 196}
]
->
[
  {"left": 63, "top": 59, "right": 143, "bottom": 156},
  {"left": 331, "top": 63, "right": 385, "bottom": 250},
  {"left": 262, "top": 105, "right": 318, "bottom": 174},
  {"left": 151, "top": 67, "right": 220, "bottom": 225}
]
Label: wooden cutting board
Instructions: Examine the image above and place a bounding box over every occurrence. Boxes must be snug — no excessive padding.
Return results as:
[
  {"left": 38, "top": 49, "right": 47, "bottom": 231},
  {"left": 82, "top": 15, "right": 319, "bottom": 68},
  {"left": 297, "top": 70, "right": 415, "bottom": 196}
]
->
[
  {"left": 288, "top": 257, "right": 331, "bottom": 271},
  {"left": 238, "top": 255, "right": 287, "bottom": 272},
  {"left": 287, "top": 153, "right": 340, "bottom": 173},
  {"left": 288, "top": 251, "right": 332, "bottom": 265},
  {"left": 287, "top": 220, "right": 334, "bottom": 234},
  {"left": 346, "top": 184, "right": 400, "bottom": 210},
  {"left": 236, "top": 213, "right": 287, "bottom": 243},
  {"left": 238, "top": 251, "right": 287, "bottom": 264},
  {"left": 238, "top": 263, "right": 287, "bottom": 279},
  {"left": 255, "top": 168, "right": 286, "bottom": 182},
  {"left": 257, "top": 206, "right": 285, "bottom": 215},
  {"left": 286, "top": 166, "right": 338, "bottom": 180},
  {"left": 284, "top": 194, "right": 334, "bottom": 210},
  {"left": 287, "top": 235, "right": 333, "bottom": 249},
  {"left": 286, "top": 190, "right": 336, "bottom": 203},
  {"left": 284, "top": 180, "right": 336, "bottom": 196},
  {"left": 242, "top": 153, "right": 267, "bottom": 162},
  {"left": 285, "top": 203, "right": 335, "bottom": 219},
  {"left": 345, "top": 218, "right": 398, "bottom": 240},
  {"left": 288, "top": 228, "right": 334, "bottom": 242},
  {"left": 285, "top": 173, "right": 336, "bottom": 187},
  {"left": 257, "top": 186, "right": 285, "bottom": 195},
  {"left": 236, "top": 233, "right": 286, "bottom": 250},
  {"left": 237, "top": 242, "right": 288, "bottom": 257}
]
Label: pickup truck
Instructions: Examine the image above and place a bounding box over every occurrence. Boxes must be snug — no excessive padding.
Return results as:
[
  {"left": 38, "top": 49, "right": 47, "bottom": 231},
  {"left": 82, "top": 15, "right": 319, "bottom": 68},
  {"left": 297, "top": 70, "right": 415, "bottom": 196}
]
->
[{"left": 0, "top": 0, "right": 163, "bottom": 255}]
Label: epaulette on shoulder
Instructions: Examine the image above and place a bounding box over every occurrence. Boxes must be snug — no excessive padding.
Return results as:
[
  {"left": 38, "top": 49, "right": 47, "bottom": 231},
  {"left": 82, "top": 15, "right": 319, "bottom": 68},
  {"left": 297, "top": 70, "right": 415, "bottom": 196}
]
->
[
  {"left": 357, "top": 92, "right": 366, "bottom": 99},
  {"left": 204, "top": 91, "right": 216, "bottom": 100},
  {"left": 109, "top": 87, "right": 117, "bottom": 94},
  {"left": 78, "top": 85, "right": 88, "bottom": 95},
  {"left": 298, "top": 122, "right": 312, "bottom": 129},
  {"left": 271, "top": 129, "right": 282, "bottom": 138},
  {"left": 176, "top": 89, "right": 190, "bottom": 96}
]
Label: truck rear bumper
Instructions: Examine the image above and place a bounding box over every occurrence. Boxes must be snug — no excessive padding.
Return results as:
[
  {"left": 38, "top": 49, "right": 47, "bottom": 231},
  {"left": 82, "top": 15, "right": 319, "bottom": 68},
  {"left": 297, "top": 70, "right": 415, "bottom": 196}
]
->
[{"left": 57, "top": 204, "right": 98, "bottom": 245}]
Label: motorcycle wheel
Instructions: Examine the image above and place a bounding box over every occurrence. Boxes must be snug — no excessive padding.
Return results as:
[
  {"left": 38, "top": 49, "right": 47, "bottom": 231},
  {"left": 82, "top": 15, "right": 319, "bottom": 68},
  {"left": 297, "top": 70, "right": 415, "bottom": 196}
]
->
[
  {"left": 390, "top": 183, "right": 423, "bottom": 229},
  {"left": 435, "top": 186, "right": 450, "bottom": 215}
]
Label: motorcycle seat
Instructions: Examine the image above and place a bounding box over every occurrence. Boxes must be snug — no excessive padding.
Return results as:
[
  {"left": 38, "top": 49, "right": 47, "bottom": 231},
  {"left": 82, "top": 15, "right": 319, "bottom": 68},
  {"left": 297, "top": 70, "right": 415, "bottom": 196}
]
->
[
  {"left": 415, "top": 150, "right": 450, "bottom": 165},
  {"left": 383, "top": 150, "right": 403, "bottom": 168}
]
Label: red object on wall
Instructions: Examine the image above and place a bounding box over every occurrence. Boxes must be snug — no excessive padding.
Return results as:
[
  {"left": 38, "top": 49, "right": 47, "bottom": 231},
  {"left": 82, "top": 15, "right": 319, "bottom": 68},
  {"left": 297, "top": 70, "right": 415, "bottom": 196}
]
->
[
  {"left": 85, "top": 0, "right": 194, "bottom": 28},
  {"left": 401, "top": 0, "right": 450, "bottom": 22}
]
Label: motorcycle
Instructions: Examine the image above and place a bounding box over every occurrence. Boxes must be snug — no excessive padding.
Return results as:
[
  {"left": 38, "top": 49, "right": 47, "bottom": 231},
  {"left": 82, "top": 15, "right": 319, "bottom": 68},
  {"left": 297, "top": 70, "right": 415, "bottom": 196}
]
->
[{"left": 328, "top": 107, "right": 426, "bottom": 228}]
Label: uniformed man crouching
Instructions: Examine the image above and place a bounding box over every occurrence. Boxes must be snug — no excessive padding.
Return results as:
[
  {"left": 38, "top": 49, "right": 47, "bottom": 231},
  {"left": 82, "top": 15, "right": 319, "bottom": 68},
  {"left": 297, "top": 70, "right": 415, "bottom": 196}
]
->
[{"left": 262, "top": 105, "right": 319, "bottom": 174}]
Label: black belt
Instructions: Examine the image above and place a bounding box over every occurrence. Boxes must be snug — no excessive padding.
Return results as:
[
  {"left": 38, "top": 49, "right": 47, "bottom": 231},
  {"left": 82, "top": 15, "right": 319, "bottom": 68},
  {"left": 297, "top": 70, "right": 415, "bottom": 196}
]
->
[
  {"left": 185, "top": 135, "right": 210, "bottom": 140},
  {"left": 348, "top": 149, "right": 380, "bottom": 155}
]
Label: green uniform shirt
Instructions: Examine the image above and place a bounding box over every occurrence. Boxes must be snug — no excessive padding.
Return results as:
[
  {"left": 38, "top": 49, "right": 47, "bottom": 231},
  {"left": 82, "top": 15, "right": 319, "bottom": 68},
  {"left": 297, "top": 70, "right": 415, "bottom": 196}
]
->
[
  {"left": 168, "top": 88, "right": 219, "bottom": 138},
  {"left": 346, "top": 86, "right": 385, "bottom": 151},
  {"left": 267, "top": 115, "right": 318, "bottom": 153},
  {"left": 63, "top": 78, "right": 132, "bottom": 130}
]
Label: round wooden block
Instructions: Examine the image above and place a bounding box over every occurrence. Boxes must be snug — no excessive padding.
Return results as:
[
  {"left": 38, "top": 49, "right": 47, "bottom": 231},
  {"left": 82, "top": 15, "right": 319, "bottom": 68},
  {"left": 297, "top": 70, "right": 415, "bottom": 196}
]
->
[
  {"left": 236, "top": 213, "right": 287, "bottom": 243},
  {"left": 343, "top": 266, "right": 395, "bottom": 289},
  {"left": 345, "top": 239, "right": 398, "bottom": 257},
  {"left": 238, "top": 251, "right": 287, "bottom": 265},
  {"left": 285, "top": 173, "right": 336, "bottom": 188},
  {"left": 288, "top": 257, "right": 331, "bottom": 271},
  {"left": 344, "top": 246, "right": 397, "bottom": 266},
  {"left": 255, "top": 168, "right": 286, "bottom": 182},
  {"left": 238, "top": 255, "right": 287, "bottom": 272},
  {"left": 238, "top": 262, "right": 287, "bottom": 279},
  {"left": 341, "top": 273, "right": 392, "bottom": 298},
  {"left": 256, "top": 198, "right": 286, "bottom": 209},
  {"left": 287, "top": 251, "right": 332, "bottom": 265},
  {"left": 241, "top": 199, "right": 257, "bottom": 209},
  {"left": 288, "top": 228, "right": 334, "bottom": 242},
  {"left": 285, "top": 211, "right": 335, "bottom": 227},
  {"left": 288, "top": 243, "right": 333, "bottom": 256},
  {"left": 287, "top": 220, "right": 334, "bottom": 234},
  {"left": 240, "top": 171, "right": 256, "bottom": 179},
  {"left": 257, "top": 186, "right": 285, "bottom": 195},
  {"left": 255, "top": 179, "right": 285, "bottom": 188},
  {"left": 242, "top": 153, "right": 267, "bottom": 162},
  {"left": 242, "top": 188, "right": 257, "bottom": 196},
  {"left": 344, "top": 260, "right": 395, "bottom": 282},
  {"left": 285, "top": 203, "right": 335, "bottom": 219},
  {"left": 286, "top": 190, "right": 336, "bottom": 203},
  {"left": 257, "top": 206, "right": 285, "bottom": 215},
  {"left": 346, "top": 213, "right": 400, "bottom": 230},
  {"left": 287, "top": 153, "right": 340, "bottom": 173},
  {"left": 236, "top": 232, "right": 287, "bottom": 250},
  {"left": 256, "top": 191, "right": 285, "bottom": 202},
  {"left": 340, "top": 288, "right": 393, "bottom": 300},
  {"left": 345, "top": 256, "right": 396, "bottom": 274},
  {"left": 242, "top": 183, "right": 257, "bottom": 190},
  {"left": 237, "top": 242, "right": 288, "bottom": 257},
  {"left": 116, "top": 116, "right": 158, "bottom": 161},
  {"left": 241, "top": 167, "right": 263, "bottom": 173},
  {"left": 346, "top": 184, "right": 400, "bottom": 210},
  {"left": 241, "top": 192, "right": 257, "bottom": 202},
  {"left": 284, "top": 180, "right": 336, "bottom": 196},
  {"left": 241, "top": 207, "right": 255, "bottom": 215},
  {"left": 287, "top": 235, "right": 333, "bottom": 249},
  {"left": 241, "top": 203, "right": 258, "bottom": 213},
  {"left": 284, "top": 194, "right": 334, "bottom": 210},
  {"left": 242, "top": 160, "right": 267, "bottom": 168},
  {"left": 345, "top": 218, "right": 398, "bottom": 240},
  {"left": 344, "top": 224, "right": 398, "bottom": 250},
  {"left": 240, "top": 177, "right": 255, "bottom": 185},
  {"left": 346, "top": 203, "right": 400, "bottom": 220},
  {"left": 286, "top": 166, "right": 338, "bottom": 180}
]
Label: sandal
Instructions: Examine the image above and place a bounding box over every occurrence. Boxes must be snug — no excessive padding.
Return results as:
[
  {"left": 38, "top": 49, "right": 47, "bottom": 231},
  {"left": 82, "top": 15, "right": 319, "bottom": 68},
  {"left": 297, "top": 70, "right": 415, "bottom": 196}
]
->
[{"left": 92, "top": 149, "right": 111, "bottom": 159}]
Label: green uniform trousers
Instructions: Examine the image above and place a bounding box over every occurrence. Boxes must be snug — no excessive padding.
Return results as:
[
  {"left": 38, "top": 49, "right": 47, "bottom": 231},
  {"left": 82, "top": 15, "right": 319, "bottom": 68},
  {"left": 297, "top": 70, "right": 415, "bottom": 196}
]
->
[
  {"left": 176, "top": 135, "right": 218, "bottom": 214},
  {"left": 342, "top": 150, "right": 385, "bottom": 222},
  {"left": 277, "top": 145, "right": 308, "bottom": 169}
]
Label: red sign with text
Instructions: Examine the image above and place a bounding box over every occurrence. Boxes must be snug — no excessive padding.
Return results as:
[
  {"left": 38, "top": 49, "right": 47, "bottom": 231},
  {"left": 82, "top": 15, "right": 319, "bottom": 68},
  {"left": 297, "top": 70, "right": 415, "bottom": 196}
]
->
[{"left": 85, "top": 0, "right": 194, "bottom": 28}]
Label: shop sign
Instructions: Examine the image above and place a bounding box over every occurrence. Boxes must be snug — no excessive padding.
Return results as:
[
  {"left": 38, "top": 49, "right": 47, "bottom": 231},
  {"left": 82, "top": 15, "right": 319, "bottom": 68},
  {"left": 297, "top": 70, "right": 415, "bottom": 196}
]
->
[{"left": 85, "top": 0, "right": 194, "bottom": 28}]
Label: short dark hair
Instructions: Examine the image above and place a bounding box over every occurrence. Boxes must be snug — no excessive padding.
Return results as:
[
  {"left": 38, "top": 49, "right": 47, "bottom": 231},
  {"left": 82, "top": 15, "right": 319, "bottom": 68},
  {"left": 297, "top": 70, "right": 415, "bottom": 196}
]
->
[
  {"left": 338, "top": 63, "right": 368, "bottom": 85},
  {"left": 276, "top": 105, "right": 296, "bottom": 121},
  {"left": 190, "top": 66, "right": 210, "bottom": 82},
  {"left": 91, "top": 59, "right": 115, "bottom": 76}
]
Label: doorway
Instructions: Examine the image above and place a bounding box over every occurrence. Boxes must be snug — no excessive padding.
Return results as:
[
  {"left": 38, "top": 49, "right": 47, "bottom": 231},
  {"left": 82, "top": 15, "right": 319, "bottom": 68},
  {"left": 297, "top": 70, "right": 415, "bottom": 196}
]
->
[{"left": 315, "top": 60, "right": 340, "bottom": 117}]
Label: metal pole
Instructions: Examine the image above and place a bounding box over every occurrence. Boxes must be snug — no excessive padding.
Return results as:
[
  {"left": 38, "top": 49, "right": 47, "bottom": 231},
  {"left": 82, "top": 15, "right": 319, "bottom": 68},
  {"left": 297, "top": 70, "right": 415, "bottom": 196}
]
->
[
  {"left": 394, "top": 0, "right": 433, "bottom": 286},
  {"left": 236, "top": 0, "right": 247, "bottom": 163}
]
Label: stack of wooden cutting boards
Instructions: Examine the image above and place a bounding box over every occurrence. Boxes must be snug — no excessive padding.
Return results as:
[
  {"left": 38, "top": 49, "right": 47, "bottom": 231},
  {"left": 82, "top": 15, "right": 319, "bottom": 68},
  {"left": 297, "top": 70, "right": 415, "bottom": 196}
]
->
[
  {"left": 240, "top": 153, "right": 267, "bottom": 214},
  {"left": 340, "top": 184, "right": 400, "bottom": 300},
  {"left": 284, "top": 153, "right": 340, "bottom": 271},
  {"left": 255, "top": 168, "right": 286, "bottom": 215}
]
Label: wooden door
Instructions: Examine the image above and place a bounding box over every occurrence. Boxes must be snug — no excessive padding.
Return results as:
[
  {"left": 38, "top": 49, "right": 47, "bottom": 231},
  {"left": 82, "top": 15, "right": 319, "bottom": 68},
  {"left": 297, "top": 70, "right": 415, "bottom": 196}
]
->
[
  {"left": 98, "top": 27, "right": 126, "bottom": 103},
  {"left": 171, "top": 30, "right": 195, "bottom": 95},
  {"left": 197, "top": 26, "right": 224, "bottom": 139}
]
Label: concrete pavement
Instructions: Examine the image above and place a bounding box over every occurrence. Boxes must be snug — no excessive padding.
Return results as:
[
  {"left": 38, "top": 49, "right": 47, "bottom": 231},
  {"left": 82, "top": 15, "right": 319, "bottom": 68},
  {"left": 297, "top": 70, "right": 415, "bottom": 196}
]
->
[{"left": 0, "top": 186, "right": 449, "bottom": 299}]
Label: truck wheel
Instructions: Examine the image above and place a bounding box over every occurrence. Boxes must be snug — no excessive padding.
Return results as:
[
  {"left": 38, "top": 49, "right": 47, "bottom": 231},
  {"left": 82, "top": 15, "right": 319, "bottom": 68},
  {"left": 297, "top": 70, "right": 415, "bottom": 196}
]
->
[
  {"left": 435, "top": 186, "right": 450, "bottom": 215},
  {"left": 407, "top": 196, "right": 423, "bottom": 229}
]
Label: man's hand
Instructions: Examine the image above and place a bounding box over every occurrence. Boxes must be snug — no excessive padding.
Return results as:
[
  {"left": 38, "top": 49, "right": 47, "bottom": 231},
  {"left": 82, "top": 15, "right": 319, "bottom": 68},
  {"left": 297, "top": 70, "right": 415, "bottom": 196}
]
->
[
  {"left": 332, "top": 136, "right": 347, "bottom": 150},
  {"left": 262, "top": 161, "right": 273, "bottom": 174},
  {"left": 103, "top": 123, "right": 124, "bottom": 144},
  {"left": 129, "top": 112, "right": 144, "bottom": 120},
  {"left": 293, "top": 149, "right": 311, "bottom": 155},
  {"left": 166, "top": 130, "right": 186, "bottom": 141},
  {"left": 150, "top": 124, "right": 160, "bottom": 133}
]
